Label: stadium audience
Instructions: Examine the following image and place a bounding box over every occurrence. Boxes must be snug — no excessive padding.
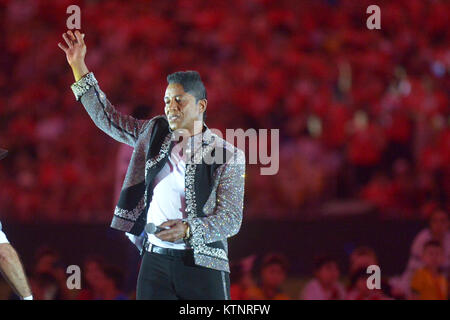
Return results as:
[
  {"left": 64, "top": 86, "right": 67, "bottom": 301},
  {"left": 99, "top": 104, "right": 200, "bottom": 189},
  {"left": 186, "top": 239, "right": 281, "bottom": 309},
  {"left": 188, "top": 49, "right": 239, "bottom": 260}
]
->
[
  {"left": 0, "top": 0, "right": 448, "bottom": 300},
  {"left": 393, "top": 208, "right": 450, "bottom": 297},
  {"left": 0, "top": 0, "right": 448, "bottom": 221}
]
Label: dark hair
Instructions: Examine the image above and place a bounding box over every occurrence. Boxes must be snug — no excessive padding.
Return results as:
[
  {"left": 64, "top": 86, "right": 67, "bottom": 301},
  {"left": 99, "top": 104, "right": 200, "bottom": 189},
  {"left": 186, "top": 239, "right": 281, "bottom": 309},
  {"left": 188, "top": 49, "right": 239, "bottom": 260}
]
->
[
  {"left": 351, "top": 246, "right": 377, "bottom": 258},
  {"left": 313, "top": 254, "right": 338, "bottom": 272},
  {"left": 167, "top": 70, "right": 207, "bottom": 120},
  {"left": 261, "top": 253, "right": 289, "bottom": 273},
  {"left": 349, "top": 267, "right": 369, "bottom": 288},
  {"left": 423, "top": 240, "right": 442, "bottom": 250},
  {"left": 34, "top": 246, "right": 60, "bottom": 262},
  {"left": 167, "top": 71, "right": 207, "bottom": 102}
]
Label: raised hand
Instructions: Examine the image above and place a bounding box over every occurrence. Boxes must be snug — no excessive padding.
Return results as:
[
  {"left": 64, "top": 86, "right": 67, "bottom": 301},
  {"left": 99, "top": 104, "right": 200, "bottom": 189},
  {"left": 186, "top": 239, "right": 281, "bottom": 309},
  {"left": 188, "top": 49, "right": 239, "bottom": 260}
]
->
[{"left": 58, "top": 30, "right": 89, "bottom": 81}]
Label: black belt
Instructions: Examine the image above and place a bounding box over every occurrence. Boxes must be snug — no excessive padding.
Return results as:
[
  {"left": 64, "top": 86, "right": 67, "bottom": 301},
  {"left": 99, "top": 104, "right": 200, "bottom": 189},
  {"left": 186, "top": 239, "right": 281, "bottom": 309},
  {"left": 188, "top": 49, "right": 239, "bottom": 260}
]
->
[{"left": 144, "top": 240, "right": 192, "bottom": 257}]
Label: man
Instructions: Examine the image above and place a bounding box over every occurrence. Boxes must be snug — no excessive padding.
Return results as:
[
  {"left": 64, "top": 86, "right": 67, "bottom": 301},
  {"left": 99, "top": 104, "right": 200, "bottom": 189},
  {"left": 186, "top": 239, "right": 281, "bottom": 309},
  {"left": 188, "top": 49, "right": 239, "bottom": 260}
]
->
[
  {"left": 0, "top": 149, "right": 33, "bottom": 300},
  {"left": 58, "top": 30, "right": 245, "bottom": 299}
]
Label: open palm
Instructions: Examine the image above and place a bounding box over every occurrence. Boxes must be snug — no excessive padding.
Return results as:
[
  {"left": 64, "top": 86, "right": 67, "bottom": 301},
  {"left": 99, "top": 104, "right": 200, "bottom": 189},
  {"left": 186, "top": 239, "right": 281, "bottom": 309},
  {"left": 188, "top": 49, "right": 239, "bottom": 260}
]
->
[{"left": 58, "top": 30, "right": 86, "bottom": 66}]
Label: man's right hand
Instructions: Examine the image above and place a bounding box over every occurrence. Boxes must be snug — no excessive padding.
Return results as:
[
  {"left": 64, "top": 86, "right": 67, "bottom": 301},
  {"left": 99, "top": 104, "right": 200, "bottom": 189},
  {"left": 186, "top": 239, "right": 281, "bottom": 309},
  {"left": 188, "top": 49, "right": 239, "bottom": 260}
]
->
[{"left": 58, "top": 30, "right": 89, "bottom": 81}]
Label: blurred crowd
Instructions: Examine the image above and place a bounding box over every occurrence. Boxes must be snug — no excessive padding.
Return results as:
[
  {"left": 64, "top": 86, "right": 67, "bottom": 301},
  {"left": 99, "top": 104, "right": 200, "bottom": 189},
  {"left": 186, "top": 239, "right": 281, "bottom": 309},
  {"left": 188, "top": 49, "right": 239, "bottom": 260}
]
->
[
  {"left": 231, "top": 208, "right": 449, "bottom": 300},
  {"left": 1, "top": 207, "right": 447, "bottom": 300},
  {"left": 0, "top": 0, "right": 448, "bottom": 222}
]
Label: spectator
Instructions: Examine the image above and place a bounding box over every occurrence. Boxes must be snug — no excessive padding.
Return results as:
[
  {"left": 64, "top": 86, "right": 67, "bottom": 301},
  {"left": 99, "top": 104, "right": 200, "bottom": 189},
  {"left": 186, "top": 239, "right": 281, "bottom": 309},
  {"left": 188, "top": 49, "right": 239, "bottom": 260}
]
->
[
  {"left": 30, "top": 246, "right": 71, "bottom": 299},
  {"left": 77, "top": 256, "right": 103, "bottom": 300},
  {"left": 349, "top": 246, "right": 378, "bottom": 276},
  {"left": 246, "top": 253, "right": 291, "bottom": 300},
  {"left": 229, "top": 262, "right": 255, "bottom": 300},
  {"left": 410, "top": 240, "right": 448, "bottom": 300},
  {"left": 347, "top": 246, "right": 397, "bottom": 299},
  {"left": 29, "top": 272, "right": 62, "bottom": 300},
  {"left": 396, "top": 208, "right": 449, "bottom": 296},
  {"left": 77, "top": 256, "right": 128, "bottom": 300},
  {"left": 98, "top": 265, "right": 128, "bottom": 300},
  {"left": 300, "top": 255, "right": 346, "bottom": 300},
  {"left": 346, "top": 267, "right": 389, "bottom": 300}
]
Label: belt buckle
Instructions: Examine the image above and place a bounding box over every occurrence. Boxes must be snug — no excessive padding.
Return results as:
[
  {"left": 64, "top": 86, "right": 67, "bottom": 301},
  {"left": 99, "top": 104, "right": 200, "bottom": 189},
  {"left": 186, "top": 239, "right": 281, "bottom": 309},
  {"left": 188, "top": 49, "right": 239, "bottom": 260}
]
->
[{"left": 143, "top": 238, "right": 153, "bottom": 253}]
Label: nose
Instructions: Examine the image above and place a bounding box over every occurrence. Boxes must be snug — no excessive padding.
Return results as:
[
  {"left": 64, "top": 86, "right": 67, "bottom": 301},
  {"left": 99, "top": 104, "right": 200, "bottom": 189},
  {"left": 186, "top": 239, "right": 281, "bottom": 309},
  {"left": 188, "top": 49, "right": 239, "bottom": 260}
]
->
[{"left": 167, "top": 98, "right": 179, "bottom": 113}]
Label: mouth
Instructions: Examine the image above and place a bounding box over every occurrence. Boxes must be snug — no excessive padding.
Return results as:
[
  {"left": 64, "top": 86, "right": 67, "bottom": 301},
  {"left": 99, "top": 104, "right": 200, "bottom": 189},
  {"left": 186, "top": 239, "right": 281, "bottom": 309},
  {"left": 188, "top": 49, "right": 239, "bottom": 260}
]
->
[{"left": 168, "top": 114, "right": 181, "bottom": 122}]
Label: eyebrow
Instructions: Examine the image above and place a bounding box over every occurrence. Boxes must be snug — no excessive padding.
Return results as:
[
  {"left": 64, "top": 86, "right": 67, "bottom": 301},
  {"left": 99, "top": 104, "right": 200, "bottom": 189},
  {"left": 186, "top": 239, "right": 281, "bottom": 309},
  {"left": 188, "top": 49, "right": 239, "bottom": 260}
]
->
[{"left": 164, "top": 94, "right": 183, "bottom": 100}]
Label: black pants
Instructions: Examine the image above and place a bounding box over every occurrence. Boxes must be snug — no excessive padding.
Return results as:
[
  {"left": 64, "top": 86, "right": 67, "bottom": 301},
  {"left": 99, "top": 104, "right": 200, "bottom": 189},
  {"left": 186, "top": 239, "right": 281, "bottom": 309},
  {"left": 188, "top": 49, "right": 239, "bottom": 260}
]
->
[{"left": 136, "top": 250, "right": 230, "bottom": 300}]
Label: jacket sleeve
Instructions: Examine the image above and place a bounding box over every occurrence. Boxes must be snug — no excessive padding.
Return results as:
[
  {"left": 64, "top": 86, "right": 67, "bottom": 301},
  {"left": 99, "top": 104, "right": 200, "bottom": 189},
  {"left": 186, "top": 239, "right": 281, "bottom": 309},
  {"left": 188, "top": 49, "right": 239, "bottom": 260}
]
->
[
  {"left": 186, "top": 149, "right": 245, "bottom": 245},
  {"left": 71, "top": 72, "right": 150, "bottom": 147}
]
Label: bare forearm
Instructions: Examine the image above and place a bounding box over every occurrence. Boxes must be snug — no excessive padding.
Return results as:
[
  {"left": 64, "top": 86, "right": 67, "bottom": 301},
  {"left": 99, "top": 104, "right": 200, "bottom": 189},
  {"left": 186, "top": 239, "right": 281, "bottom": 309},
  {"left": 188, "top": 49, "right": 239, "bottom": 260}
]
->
[
  {"left": 0, "top": 244, "right": 32, "bottom": 298},
  {"left": 71, "top": 61, "right": 90, "bottom": 82}
]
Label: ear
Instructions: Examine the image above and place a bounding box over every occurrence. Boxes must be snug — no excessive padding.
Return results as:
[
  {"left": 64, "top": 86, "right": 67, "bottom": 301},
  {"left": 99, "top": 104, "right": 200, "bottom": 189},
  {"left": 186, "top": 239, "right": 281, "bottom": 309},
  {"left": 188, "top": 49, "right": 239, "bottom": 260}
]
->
[{"left": 198, "top": 99, "right": 207, "bottom": 114}]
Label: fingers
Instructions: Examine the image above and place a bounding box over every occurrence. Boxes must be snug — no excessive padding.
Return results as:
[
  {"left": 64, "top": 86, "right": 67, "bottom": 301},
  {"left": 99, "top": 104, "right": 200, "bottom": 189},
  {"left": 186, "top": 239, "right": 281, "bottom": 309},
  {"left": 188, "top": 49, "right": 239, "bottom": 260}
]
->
[
  {"left": 155, "top": 229, "right": 177, "bottom": 242},
  {"left": 62, "top": 32, "right": 73, "bottom": 48},
  {"left": 155, "top": 222, "right": 184, "bottom": 242},
  {"left": 159, "top": 219, "right": 180, "bottom": 228},
  {"left": 60, "top": 30, "right": 85, "bottom": 49},
  {"left": 68, "top": 30, "right": 76, "bottom": 42},
  {"left": 57, "top": 42, "right": 68, "bottom": 52},
  {"left": 74, "top": 30, "right": 85, "bottom": 46}
]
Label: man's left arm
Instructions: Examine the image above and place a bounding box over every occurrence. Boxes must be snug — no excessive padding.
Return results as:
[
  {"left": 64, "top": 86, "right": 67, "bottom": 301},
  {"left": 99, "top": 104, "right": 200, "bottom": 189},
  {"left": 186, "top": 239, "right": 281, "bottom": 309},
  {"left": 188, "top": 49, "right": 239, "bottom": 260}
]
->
[
  {"left": 186, "top": 150, "right": 246, "bottom": 245},
  {"left": 0, "top": 243, "right": 33, "bottom": 299}
]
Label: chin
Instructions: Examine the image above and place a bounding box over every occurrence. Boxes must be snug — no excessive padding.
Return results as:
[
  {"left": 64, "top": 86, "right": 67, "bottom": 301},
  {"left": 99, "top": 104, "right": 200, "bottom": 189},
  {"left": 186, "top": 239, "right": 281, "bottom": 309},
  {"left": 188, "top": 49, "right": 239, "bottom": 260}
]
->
[{"left": 168, "top": 120, "right": 178, "bottom": 128}]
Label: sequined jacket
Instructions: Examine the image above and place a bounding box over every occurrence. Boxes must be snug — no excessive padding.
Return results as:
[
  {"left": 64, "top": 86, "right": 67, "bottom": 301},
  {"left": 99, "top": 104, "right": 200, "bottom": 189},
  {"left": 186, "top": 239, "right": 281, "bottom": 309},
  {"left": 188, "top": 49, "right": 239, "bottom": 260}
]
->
[{"left": 71, "top": 72, "right": 245, "bottom": 272}]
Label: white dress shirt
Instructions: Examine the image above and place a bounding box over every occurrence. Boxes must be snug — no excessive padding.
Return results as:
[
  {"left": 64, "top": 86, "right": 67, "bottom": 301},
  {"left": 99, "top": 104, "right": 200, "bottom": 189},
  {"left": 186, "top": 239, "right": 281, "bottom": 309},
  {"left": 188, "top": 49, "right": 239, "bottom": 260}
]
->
[{"left": 146, "top": 139, "right": 191, "bottom": 249}]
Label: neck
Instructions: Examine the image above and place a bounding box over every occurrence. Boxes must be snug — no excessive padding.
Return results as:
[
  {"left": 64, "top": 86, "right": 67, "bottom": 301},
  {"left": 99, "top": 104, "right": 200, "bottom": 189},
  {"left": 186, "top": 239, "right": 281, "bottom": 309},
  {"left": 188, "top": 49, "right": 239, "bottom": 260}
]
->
[{"left": 184, "top": 118, "right": 204, "bottom": 137}]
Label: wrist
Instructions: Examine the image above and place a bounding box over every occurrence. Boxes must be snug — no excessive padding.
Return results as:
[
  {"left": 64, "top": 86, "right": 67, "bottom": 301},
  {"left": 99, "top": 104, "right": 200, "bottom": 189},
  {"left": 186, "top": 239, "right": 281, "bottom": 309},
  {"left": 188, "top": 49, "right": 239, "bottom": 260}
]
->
[{"left": 71, "top": 62, "right": 89, "bottom": 81}]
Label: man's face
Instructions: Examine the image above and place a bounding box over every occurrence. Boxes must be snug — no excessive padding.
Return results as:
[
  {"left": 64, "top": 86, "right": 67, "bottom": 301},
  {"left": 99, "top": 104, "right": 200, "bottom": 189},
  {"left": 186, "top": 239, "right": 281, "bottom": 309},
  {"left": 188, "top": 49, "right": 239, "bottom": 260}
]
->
[
  {"left": 316, "top": 262, "right": 340, "bottom": 286},
  {"left": 164, "top": 83, "right": 205, "bottom": 134}
]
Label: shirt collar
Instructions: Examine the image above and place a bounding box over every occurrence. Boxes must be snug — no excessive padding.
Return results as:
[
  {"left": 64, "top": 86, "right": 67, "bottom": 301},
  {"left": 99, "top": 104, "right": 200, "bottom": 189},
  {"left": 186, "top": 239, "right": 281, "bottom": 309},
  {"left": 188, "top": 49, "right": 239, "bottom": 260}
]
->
[{"left": 169, "top": 123, "right": 214, "bottom": 156}]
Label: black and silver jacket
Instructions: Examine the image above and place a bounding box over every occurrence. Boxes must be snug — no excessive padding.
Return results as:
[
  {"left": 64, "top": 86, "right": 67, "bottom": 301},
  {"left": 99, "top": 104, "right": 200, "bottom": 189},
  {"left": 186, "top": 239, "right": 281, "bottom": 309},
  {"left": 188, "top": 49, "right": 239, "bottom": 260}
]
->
[{"left": 71, "top": 72, "right": 245, "bottom": 273}]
